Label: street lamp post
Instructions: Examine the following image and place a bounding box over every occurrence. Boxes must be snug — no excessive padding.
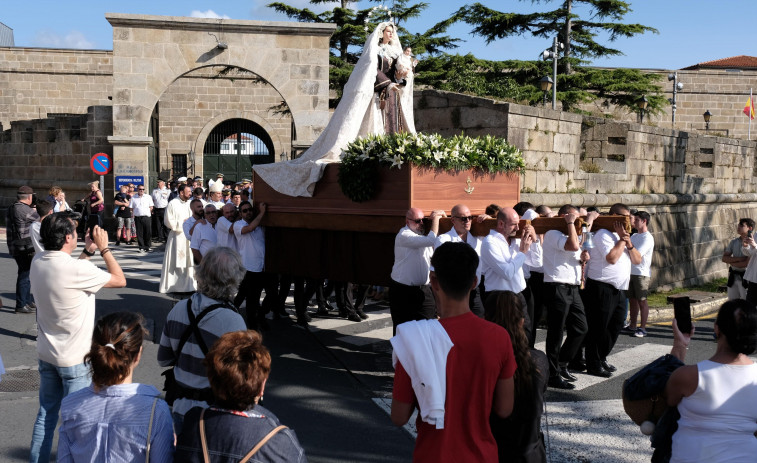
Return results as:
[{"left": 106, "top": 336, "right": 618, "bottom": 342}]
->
[
  {"left": 541, "top": 37, "right": 564, "bottom": 110},
  {"left": 668, "top": 72, "right": 683, "bottom": 128},
  {"left": 703, "top": 110, "right": 711, "bottom": 132},
  {"left": 637, "top": 95, "right": 648, "bottom": 124},
  {"left": 539, "top": 76, "right": 553, "bottom": 107}
]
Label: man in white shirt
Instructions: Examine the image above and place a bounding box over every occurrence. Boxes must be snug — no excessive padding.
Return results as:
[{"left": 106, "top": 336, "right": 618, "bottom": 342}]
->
[
  {"left": 542, "top": 205, "right": 596, "bottom": 390},
  {"left": 190, "top": 204, "right": 219, "bottom": 264},
  {"left": 389, "top": 207, "right": 445, "bottom": 334},
  {"left": 29, "top": 213, "right": 125, "bottom": 463},
  {"left": 129, "top": 184, "right": 154, "bottom": 253},
  {"left": 627, "top": 211, "right": 655, "bottom": 338},
  {"left": 215, "top": 203, "right": 238, "bottom": 251},
  {"left": 233, "top": 202, "right": 277, "bottom": 331},
  {"left": 480, "top": 207, "right": 541, "bottom": 341},
  {"left": 159, "top": 184, "right": 196, "bottom": 294},
  {"left": 30, "top": 199, "right": 54, "bottom": 254},
  {"left": 581, "top": 203, "right": 640, "bottom": 377},
  {"left": 722, "top": 218, "right": 753, "bottom": 301},
  {"left": 434, "top": 203, "right": 484, "bottom": 317},
  {"left": 183, "top": 199, "right": 205, "bottom": 239},
  {"left": 151, "top": 178, "right": 170, "bottom": 243}
]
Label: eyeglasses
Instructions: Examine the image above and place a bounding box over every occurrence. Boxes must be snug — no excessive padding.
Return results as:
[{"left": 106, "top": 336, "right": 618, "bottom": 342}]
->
[
  {"left": 240, "top": 208, "right": 253, "bottom": 213},
  {"left": 407, "top": 218, "right": 423, "bottom": 224},
  {"left": 137, "top": 188, "right": 145, "bottom": 191},
  {"left": 453, "top": 216, "right": 472, "bottom": 222}
]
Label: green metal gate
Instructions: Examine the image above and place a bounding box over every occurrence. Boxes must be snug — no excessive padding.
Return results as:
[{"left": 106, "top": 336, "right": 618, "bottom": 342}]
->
[{"left": 203, "top": 118, "right": 274, "bottom": 184}]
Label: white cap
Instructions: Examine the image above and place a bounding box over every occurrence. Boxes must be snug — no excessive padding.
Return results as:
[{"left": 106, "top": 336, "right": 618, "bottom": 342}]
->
[
  {"left": 209, "top": 181, "right": 224, "bottom": 193},
  {"left": 177, "top": 176, "right": 188, "bottom": 183},
  {"left": 521, "top": 209, "right": 539, "bottom": 221}
]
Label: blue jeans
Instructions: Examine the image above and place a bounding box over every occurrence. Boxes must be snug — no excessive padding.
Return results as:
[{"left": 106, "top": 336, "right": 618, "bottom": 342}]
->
[{"left": 29, "top": 360, "right": 90, "bottom": 463}]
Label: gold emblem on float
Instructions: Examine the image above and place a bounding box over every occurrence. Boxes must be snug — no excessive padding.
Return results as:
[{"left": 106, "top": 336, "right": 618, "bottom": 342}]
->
[{"left": 464, "top": 176, "right": 474, "bottom": 194}]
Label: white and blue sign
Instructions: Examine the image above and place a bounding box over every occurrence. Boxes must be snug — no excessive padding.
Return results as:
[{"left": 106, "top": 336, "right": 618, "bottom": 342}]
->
[
  {"left": 116, "top": 176, "right": 144, "bottom": 189},
  {"left": 90, "top": 153, "right": 111, "bottom": 175}
]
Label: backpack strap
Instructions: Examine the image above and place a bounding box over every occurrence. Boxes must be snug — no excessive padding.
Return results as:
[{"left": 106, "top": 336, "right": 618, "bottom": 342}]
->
[
  {"left": 239, "top": 426, "right": 289, "bottom": 463},
  {"left": 171, "top": 297, "right": 233, "bottom": 365}
]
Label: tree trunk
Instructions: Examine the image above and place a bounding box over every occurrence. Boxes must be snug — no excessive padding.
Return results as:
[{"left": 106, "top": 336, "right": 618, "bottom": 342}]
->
[{"left": 564, "top": 0, "right": 572, "bottom": 75}]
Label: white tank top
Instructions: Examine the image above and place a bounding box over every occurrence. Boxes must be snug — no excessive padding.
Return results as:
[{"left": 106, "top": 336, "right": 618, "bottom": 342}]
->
[{"left": 671, "top": 359, "right": 757, "bottom": 462}]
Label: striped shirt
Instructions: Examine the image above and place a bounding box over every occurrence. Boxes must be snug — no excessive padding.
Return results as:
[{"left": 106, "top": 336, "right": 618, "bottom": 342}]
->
[
  {"left": 157, "top": 292, "right": 246, "bottom": 416},
  {"left": 58, "top": 383, "right": 174, "bottom": 462}
]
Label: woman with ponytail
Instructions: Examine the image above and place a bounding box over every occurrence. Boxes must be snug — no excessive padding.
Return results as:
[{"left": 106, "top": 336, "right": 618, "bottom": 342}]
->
[
  {"left": 57, "top": 312, "right": 174, "bottom": 462},
  {"left": 485, "top": 291, "right": 548, "bottom": 463},
  {"left": 666, "top": 299, "right": 757, "bottom": 462}
]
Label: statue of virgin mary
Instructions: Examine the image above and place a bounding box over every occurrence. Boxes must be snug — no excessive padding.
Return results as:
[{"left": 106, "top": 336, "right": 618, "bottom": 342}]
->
[{"left": 253, "top": 21, "right": 415, "bottom": 197}]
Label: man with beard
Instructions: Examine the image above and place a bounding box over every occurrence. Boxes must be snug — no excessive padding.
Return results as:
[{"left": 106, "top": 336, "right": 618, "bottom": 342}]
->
[
  {"left": 389, "top": 207, "right": 445, "bottom": 334},
  {"left": 159, "top": 184, "right": 195, "bottom": 293}
]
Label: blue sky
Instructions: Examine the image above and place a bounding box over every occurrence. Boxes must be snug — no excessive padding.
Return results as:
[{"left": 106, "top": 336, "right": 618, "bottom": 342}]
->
[{"left": 2, "top": 1, "right": 755, "bottom": 70}]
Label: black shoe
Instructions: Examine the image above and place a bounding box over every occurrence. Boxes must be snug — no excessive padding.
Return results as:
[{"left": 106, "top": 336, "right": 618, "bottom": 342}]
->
[
  {"left": 586, "top": 366, "right": 613, "bottom": 378},
  {"left": 273, "top": 309, "right": 291, "bottom": 320},
  {"left": 318, "top": 302, "right": 335, "bottom": 313},
  {"left": 15, "top": 304, "right": 35, "bottom": 314},
  {"left": 346, "top": 312, "right": 362, "bottom": 323},
  {"left": 559, "top": 368, "right": 578, "bottom": 382},
  {"left": 356, "top": 309, "right": 369, "bottom": 320},
  {"left": 548, "top": 376, "right": 576, "bottom": 390},
  {"left": 315, "top": 307, "right": 330, "bottom": 316},
  {"left": 567, "top": 360, "right": 587, "bottom": 372},
  {"left": 296, "top": 313, "right": 311, "bottom": 326},
  {"left": 115, "top": 241, "right": 120, "bottom": 246},
  {"left": 601, "top": 360, "right": 617, "bottom": 372}
]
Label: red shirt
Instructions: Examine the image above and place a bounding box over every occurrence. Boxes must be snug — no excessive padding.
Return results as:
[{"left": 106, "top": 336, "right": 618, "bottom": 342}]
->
[{"left": 393, "top": 311, "right": 516, "bottom": 462}]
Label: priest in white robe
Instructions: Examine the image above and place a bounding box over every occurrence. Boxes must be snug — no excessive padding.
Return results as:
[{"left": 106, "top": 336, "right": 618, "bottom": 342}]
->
[{"left": 159, "top": 184, "right": 196, "bottom": 293}]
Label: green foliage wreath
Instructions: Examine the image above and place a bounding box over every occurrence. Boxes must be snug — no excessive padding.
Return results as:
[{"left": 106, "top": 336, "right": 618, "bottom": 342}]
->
[{"left": 337, "top": 132, "right": 524, "bottom": 202}]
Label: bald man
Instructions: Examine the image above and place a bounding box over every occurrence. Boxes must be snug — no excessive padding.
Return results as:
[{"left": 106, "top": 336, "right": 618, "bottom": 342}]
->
[
  {"left": 389, "top": 207, "right": 446, "bottom": 334},
  {"left": 480, "top": 207, "right": 542, "bottom": 341}
]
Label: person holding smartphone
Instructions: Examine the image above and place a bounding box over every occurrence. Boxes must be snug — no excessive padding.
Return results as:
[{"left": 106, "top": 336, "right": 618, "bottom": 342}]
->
[{"left": 666, "top": 299, "right": 757, "bottom": 462}]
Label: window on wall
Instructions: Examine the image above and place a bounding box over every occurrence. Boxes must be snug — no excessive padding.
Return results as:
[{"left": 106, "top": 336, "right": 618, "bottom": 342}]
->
[
  {"left": 221, "top": 143, "right": 229, "bottom": 151},
  {"left": 172, "top": 154, "right": 187, "bottom": 179}
]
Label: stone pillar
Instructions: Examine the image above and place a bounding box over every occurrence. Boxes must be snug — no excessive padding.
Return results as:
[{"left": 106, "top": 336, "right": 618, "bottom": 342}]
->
[{"left": 108, "top": 135, "right": 152, "bottom": 191}]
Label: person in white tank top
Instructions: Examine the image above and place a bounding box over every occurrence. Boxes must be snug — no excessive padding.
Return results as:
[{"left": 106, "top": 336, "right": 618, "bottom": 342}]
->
[{"left": 666, "top": 299, "right": 757, "bottom": 463}]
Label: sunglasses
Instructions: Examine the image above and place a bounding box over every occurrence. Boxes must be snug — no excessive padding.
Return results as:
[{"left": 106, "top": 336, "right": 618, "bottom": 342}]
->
[
  {"left": 137, "top": 188, "right": 145, "bottom": 191},
  {"left": 454, "top": 215, "right": 472, "bottom": 222},
  {"left": 240, "top": 208, "right": 253, "bottom": 213},
  {"left": 407, "top": 218, "right": 423, "bottom": 224}
]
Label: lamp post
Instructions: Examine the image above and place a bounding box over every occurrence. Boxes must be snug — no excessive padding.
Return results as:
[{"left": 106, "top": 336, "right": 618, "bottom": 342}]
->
[
  {"left": 637, "top": 95, "right": 648, "bottom": 124},
  {"left": 703, "top": 110, "right": 711, "bottom": 132},
  {"left": 541, "top": 37, "right": 564, "bottom": 110},
  {"left": 539, "top": 76, "right": 553, "bottom": 107},
  {"left": 668, "top": 72, "right": 683, "bottom": 128}
]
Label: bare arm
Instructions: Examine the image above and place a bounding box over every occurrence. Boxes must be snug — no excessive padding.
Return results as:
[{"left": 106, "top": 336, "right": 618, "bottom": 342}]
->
[
  {"left": 563, "top": 212, "right": 580, "bottom": 251},
  {"left": 87, "top": 226, "right": 126, "bottom": 288},
  {"left": 390, "top": 399, "right": 415, "bottom": 426},
  {"left": 492, "top": 377, "right": 515, "bottom": 418},
  {"left": 192, "top": 248, "right": 202, "bottom": 265},
  {"left": 241, "top": 203, "right": 266, "bottom": 234}
]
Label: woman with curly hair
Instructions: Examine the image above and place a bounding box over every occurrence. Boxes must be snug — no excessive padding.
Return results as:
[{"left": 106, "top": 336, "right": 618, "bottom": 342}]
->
[
  {"left": 485, "top": 291, "right": 548, "bottom": 463},
  {"left": 58, "top": 312, "right": 174, "bottom": 462},
  {"left": 176, "top": 330, "right": 307, "bottom": 462}
]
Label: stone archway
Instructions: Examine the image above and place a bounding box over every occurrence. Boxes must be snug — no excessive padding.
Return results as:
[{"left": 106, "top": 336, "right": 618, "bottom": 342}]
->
[{"left": 106, "top": 13, "right": 334, "bottom": 186}]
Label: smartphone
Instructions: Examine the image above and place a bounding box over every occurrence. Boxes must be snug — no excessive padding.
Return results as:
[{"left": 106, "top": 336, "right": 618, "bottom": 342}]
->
[
  {"left": 87, "top": 214, "right": 100, "bottom": 236},
  {"left": 673, "top": 296, "right": 693, "bottom": 334},
  {"left": 749, "top": 229, "right": 753, "bottom": 239}
]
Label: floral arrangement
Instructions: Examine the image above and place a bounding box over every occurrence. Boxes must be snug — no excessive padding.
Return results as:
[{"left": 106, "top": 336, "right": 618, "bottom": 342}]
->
[{"left": 337, "top": 132, "right": 524, "bottom": 202}]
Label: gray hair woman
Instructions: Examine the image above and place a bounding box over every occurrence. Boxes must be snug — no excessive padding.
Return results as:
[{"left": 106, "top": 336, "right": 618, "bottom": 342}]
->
[{"left": 157, "top": 246, "right": 248, "bottom": 434}]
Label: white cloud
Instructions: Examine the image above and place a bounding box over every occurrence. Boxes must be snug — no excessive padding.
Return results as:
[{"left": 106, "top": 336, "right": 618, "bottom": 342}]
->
[
  {"left": 190, "top": 10, "right": 231, "bottom": 19},
  {"left": 32, "top": 30, "right": 95, "bottom": 49}
]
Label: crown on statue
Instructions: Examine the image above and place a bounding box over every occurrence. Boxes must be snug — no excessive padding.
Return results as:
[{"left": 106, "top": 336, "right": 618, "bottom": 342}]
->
[{"left": 364, "top": 4, "right": 394, "bottom": 33}]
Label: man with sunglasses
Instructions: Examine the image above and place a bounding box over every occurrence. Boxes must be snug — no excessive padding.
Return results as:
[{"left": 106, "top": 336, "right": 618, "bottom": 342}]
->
[
  {"left": 129, "top": 184, "right": 154, "bottom": 253},
  {"left": 434, "top": 204, "right": 484, "bottom": 317},
  {"left": 389, "top": 207, "right": 446, "bottom": 334},
  {"left": 234, "top": 202, "right": 277, "bottom": 331}
]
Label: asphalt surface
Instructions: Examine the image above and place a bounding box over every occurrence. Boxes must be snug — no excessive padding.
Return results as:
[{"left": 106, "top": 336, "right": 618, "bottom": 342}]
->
[{"left": 0, "top": 230, "right": 727, "bottom": 463}]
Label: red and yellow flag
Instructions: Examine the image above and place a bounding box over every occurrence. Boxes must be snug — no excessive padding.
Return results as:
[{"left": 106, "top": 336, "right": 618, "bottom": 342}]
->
[{"left": 744, "top": 97, "right": 755, "bottom": 119}]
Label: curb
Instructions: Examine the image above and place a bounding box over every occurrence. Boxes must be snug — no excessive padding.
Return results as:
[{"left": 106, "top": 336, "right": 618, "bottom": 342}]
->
[{"left": 647, "top": 294, "right": 727, "bottom": 325}]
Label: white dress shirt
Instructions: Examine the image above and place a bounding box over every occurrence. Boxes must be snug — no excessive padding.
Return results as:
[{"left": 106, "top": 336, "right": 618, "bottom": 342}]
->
[
  {"left": 183, "top": 216, "right": 197, "bottom": 238},
  {"left": 435, "top": 229, "right": 483, "bottom": 283},
  {"left": 190, "top": 222, "right": 217, "bottom": 257},
  {"left": 233, "top": 220, "right": 265, "bottom": 272},
  {"left": 129, "top": 194, "right": 154, "bottom": 217},
  {"left": 215, "top": 217, "right": 237, "bottom": 250},
  {"left": 151, "top": 187, "right": 170, "bottom": 209},
  {"left": 390, "top": 226, "right": 437, "bottom": 286},
  {"left": 480, "top": 230, "right": 542, "bottom": 293},
  {"left": 585, "top": 229, "right": 631, "bottom": 290},
  {"left": 542, "top": 230, "right": 583, "bottom": 285}
]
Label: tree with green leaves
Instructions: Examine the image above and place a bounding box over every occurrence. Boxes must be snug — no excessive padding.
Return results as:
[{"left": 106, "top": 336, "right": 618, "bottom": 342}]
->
[
  {"left": 453, "top": 1, "right": 666, "bottom": 115},
  {"left": 267, "top": 0, "right": 460, "bottom": 104}
]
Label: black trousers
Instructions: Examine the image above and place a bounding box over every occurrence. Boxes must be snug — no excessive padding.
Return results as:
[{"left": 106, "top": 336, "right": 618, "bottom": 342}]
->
[
  {"left": 389, "top": 281, "right": 436, "bottom": 335},
  {"left": 236, "top": 271, "right": 278, "bottom": 329},
  {"left": 582, "top": 278, "right": 626, "bottom": 369},
  {"left": 545, "top": 282, "right": 588, "bottom": 377},
  {"left": 469, "top": 286, "right": 485, "bottom": 318},
  {"left": 527, "top": 271, "right": 546, "bottom": 348},
  {"left": 134, "top": 215, "right": 152, "bottom": 250},
  {"left": 746, "top": 280, "right": 757, "bottom": 306},
  {"left": 152, "top": 207, "right": 166, "bottom": 241}
]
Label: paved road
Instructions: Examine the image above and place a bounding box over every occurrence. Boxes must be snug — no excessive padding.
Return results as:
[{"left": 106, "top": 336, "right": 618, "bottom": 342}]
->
[{"left": 0, "top": 238, "right": 725, "bottom": 462}]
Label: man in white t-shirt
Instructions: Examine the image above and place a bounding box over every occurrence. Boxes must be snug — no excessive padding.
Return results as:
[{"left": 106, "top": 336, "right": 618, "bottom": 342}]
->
[
  {"left": 29, "top": 212, "right": 126, "bottom": 463},
  {"left": 151, "top": 178, "right": 170, "bottom": 242},
  {"left": 581, "top": 203, "right": 641, "bottom": 378},
  {"left": 434, "top": 203, "right": 484, "bottom": 317},
  {"left": 191, "top": 204, "right": 219, "bottom": 264},
  {"left": 129, "top": 184, "right": 154, "bottom": 253},
  {"left": 215, "top": 203, "right": 238, "bottom": 251},
  {"left": 627, "top": 211, "right": 655, "bottom": 338},
  {"left": 542, "top": 205, "right": 596, "bottom": 390},
  {"left": 722, "top": 218, "right": 753, "bottom": 301}
]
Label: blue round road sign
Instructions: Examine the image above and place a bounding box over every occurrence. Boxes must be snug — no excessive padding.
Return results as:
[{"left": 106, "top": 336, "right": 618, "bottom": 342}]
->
[{"left": 90, "top": 153, "right": 112, "bottom": 175}]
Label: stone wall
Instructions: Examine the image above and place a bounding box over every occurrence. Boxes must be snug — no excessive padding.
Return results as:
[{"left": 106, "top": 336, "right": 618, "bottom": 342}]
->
[
  {"left": 158, "top": 67, "right": 292, "bottom": 175},
  {"left": 0, "top": 106, "right": 113, "bottom": 209},
  {"left": 0, "top": 47, "right": 113, "bottom": 129}
]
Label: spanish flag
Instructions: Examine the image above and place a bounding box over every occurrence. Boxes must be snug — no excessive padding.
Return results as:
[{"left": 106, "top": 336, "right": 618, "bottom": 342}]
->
[{"left": 744, "top": 97, "right": 755, "bottom": 119}]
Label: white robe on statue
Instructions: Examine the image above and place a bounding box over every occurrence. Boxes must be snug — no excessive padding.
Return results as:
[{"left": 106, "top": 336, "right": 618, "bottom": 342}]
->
[
  {"left": 159, "top": 197, "right": 196, "bottom": 293},
  {"left": 253, "top": 21, "right": 414, "bottom": 198}
]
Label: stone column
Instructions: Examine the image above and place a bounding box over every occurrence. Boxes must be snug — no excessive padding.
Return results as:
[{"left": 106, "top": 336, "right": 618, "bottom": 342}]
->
[{"left": 108, "top": 135, "right": 152, "bottom": 192}]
